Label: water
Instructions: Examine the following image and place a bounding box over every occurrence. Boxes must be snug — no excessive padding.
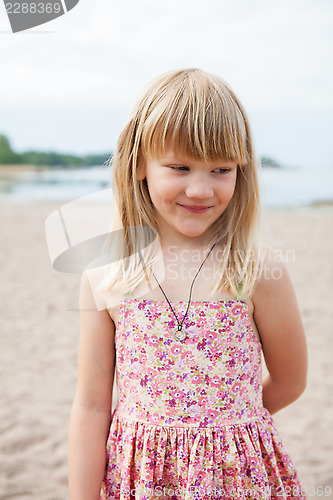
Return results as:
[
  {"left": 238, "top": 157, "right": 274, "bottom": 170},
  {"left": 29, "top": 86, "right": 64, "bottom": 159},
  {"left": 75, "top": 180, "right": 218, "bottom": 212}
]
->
[
  {"left": 258, "top": 165, "right": 333, "bottom": 209},
  {"left": 0, "top": 164, "right": 332, "bottom": 208},
  {"left": 0, "top": 166, "right": 112, "bottom": 203}
]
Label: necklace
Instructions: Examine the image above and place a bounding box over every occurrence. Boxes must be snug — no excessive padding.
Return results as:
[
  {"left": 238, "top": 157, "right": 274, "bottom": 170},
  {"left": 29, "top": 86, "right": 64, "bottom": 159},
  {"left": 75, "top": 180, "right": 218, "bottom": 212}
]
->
[{"left": 152, "top": 243, "right": 216, "bottom": 341}]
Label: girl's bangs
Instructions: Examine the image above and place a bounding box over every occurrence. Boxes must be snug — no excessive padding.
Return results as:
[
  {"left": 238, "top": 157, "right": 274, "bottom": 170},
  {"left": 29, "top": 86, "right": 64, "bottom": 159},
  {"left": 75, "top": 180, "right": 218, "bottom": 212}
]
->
[{"left": 140, "top": 77, "right": 249, "bottom": 165}]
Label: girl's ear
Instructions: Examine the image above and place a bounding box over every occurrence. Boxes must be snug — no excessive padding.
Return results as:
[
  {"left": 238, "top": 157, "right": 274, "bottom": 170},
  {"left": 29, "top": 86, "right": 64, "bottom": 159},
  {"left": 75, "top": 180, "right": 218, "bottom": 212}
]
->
[{"left": 136, "top": 155, "right": 146, "bottom": 181}]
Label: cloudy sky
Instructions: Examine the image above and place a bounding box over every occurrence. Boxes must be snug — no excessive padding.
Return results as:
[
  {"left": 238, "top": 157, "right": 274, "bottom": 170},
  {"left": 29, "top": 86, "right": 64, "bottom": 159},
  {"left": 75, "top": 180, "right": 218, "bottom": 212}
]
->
[{"left": 0, "top": 0, "right": 332, "bottom": 168}]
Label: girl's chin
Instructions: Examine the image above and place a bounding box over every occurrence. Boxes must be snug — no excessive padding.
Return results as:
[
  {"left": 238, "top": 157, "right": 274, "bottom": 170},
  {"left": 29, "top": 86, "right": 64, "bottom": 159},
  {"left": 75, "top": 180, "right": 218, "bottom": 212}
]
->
[{"left": 176, "top": 226, "right": 212, "bottom": 239}]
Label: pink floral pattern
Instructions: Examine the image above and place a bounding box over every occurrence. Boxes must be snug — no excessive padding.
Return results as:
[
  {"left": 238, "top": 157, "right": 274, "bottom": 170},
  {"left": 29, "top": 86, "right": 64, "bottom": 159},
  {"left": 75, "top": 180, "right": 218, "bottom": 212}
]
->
[{"left": 100, "top": 299, "right": 305, "bottom": 499}]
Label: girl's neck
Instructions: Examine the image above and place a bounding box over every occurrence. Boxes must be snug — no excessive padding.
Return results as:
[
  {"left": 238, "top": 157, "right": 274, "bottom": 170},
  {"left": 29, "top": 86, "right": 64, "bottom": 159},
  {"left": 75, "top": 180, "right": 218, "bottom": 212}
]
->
[
  {"left": 161, "top": 242, "right": 215, "bottom": 263},
  {"left": 158, "top": 231, "right": 215, "bottom": 256}
]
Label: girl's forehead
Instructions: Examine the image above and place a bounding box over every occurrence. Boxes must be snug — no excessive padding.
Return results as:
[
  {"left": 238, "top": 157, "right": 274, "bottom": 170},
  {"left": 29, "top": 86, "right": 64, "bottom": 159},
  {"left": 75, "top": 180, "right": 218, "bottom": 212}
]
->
[{"left": 147, "top": 148, "right": 236, "bottom": 165}]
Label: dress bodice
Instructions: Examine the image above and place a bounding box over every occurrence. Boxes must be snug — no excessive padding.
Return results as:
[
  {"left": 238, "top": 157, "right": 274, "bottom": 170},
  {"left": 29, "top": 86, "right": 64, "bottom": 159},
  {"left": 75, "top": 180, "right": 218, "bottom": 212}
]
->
[{"left": 115, "top": 299, "right": 263, "bottom": 428}]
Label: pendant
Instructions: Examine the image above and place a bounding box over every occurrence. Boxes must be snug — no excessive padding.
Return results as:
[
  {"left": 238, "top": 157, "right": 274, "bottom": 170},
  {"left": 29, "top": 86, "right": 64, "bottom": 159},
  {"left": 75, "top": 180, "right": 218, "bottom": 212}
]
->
[{"left": 173, "top": 326, "right": 187, "bottom": 341}]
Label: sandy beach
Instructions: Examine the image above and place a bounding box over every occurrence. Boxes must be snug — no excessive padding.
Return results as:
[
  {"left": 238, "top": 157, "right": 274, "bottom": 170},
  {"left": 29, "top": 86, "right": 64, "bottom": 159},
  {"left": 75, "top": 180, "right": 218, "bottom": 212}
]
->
[{"left": 0, "top": 200, "right": 332, "bottom": 499}]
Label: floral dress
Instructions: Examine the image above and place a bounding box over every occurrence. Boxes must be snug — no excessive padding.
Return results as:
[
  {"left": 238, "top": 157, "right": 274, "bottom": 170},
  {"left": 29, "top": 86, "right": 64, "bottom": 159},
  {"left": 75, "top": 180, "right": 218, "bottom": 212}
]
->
[{"left": 100, "top": 299, "right": 305, "bottom": 499}]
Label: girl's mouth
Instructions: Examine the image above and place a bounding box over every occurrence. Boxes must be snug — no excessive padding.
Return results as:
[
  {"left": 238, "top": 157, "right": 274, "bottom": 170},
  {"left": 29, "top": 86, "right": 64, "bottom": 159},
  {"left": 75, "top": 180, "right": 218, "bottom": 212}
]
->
[{"left": 178, "top": 204, "right": 212, "bottom": 214}]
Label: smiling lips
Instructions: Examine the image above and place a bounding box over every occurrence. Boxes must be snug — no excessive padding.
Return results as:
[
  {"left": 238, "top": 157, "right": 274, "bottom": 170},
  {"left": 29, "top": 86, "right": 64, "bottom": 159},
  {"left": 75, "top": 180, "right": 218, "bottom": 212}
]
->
[{"left": 179, "top": 204, "right": 212, "bottom": 213}]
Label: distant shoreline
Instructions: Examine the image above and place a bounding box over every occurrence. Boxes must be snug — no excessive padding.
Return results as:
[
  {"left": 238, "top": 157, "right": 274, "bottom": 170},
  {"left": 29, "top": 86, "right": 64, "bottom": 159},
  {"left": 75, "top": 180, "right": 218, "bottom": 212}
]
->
[
  {"left": 0, "top": 164, "right": 80, "bottom": 174},
  {"left": 309, "top": 199, "right": 333, "bottom": 207},
  {"left": 0, "top": 164, "right": 55, "bottom": 175}
]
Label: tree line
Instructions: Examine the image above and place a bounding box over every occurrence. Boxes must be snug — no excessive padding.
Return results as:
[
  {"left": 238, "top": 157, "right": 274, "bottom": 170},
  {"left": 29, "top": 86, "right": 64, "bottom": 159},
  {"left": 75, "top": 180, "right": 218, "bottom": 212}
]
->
[{"left": 0, "top": 134, "right": 111, "bottom": 168}]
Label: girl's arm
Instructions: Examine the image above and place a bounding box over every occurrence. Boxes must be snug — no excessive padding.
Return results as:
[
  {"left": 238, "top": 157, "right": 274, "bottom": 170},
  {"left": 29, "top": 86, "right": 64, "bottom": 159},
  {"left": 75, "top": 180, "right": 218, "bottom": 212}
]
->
[
  {"left": 252, "top": 248, "right": 308, "bottom": 415},
  {"left": 68, "top": 272, "right": 116, "bottom": 500}
]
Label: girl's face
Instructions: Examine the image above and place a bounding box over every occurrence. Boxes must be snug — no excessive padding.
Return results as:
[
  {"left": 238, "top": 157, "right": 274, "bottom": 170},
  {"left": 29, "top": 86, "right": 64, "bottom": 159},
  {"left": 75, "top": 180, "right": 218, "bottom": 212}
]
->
[{"left": 139, "top": 149, "right": 238, "bottom": 247}]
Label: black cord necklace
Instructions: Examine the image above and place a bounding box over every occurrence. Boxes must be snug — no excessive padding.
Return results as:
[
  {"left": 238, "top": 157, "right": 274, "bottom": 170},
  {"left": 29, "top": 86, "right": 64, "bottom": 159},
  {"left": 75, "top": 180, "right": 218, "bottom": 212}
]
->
[{"left": 152, "top": 243, "right": 216, "bottom": 341}]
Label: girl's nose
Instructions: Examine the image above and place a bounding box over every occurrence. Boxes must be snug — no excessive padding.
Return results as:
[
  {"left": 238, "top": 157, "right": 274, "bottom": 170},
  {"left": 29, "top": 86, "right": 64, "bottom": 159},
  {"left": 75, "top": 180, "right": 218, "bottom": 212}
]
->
[{"left": 185, "top": 176, "right": 214, "bottom": 199}]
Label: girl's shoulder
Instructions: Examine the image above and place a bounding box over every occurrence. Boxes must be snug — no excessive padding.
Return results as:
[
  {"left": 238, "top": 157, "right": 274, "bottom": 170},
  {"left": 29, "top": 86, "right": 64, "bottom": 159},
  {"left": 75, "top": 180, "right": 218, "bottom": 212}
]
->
[
  {"left": 251, "top": 244, "right": 303, "bottom": 337},
  {"left": 253, "top": 245, "right": 290, "bottom": 298},
  {"left": 83, "top": 266, "right": 125, "bottom": 313}
]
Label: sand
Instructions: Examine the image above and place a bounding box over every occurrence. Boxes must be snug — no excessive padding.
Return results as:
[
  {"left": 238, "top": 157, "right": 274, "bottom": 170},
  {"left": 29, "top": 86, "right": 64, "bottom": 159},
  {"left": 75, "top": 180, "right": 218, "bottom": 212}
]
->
[{"left": 0, "top": 200, "right": 332, "bottom": 499}]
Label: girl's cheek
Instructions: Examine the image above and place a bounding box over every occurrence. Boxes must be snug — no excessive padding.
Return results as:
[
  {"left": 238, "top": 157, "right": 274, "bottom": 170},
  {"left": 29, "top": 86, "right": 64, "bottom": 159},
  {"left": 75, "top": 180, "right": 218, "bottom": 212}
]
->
[{"left": 226, "top": 179, "right": 237, "bottom": 197}]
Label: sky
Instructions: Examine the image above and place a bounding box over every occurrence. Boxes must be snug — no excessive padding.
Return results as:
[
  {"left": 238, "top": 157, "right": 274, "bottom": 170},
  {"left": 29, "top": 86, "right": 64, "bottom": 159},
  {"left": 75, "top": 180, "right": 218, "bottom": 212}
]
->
[{"left": 0, "top": 0, "right": 332, "bottom": 168}]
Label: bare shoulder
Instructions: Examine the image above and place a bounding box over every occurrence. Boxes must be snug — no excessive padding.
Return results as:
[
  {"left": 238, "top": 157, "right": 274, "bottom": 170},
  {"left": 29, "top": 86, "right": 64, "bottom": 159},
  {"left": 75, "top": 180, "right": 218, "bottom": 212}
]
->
[
  {"left": 252, "top": 245, "right": 299, "bottom": 323},
  {"left": 82, "top": 265, "right": 125, "bottom": 327},
  {"left": 254, "top": 246, "right": 290, "bottom": 293},
  {"left": 251, "top": 246, "right": 307, "bottom": 390},
  {"left": 79, "top": 271, "right": 115, "bottom": 337}
]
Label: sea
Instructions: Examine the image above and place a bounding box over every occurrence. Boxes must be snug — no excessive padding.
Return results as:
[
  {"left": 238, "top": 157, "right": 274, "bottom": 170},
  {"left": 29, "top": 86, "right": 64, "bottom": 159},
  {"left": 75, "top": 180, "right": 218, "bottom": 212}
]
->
[{"left": 0, "top": 164, "right": 332, "bottom": 209}]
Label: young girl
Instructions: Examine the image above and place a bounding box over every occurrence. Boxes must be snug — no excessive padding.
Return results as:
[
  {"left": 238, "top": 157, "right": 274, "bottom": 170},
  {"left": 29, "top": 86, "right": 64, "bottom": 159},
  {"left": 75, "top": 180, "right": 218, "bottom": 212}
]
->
[{"left": 68, "top": 68, "right": 308, "bottom": 499}]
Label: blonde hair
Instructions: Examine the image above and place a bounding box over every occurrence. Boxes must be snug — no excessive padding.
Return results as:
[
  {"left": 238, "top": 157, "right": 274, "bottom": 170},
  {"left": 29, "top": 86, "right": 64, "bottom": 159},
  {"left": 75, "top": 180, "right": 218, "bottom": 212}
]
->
[{"left": 99, "top": 68, "right": 264, "bottom": 299}]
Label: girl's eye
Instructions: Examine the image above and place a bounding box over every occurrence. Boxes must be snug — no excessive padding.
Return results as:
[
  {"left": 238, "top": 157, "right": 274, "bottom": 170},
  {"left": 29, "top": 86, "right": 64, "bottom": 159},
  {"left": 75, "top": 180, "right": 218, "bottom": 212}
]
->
[
  {"left": 214, "top": 168, "right": 229, "bottom": 174},
  {"left": 169, "top": 166, "right": 189, "bottom": 171},
  {"left": 168, "top": 166, "right": 230, "bottom": 173}
]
